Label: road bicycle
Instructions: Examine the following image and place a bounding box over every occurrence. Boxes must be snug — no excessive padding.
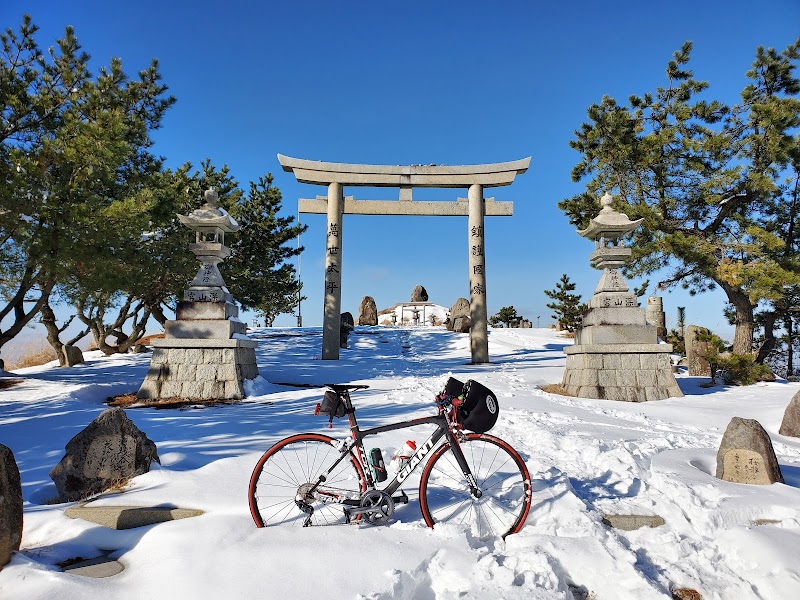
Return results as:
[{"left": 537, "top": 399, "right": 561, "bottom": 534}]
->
[{"left": 248, "top": 378, "right": 532, "bottom": 539}]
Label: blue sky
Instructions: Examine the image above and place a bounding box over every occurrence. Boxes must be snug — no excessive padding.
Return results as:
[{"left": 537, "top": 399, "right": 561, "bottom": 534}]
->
[{"left": 5, "top": 0, "right": 800, "bottom": 337}]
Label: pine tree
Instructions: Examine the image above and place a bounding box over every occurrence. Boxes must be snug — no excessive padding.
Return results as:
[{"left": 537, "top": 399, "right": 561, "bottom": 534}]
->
[
  {"left": 0, "top": 15, "right": 174, "bottom": 356},
  {"left": 489, "top": 306, "right": 521, "bottom": 328},
  {"left": 544, "top": 274, "right": 584, "bottom": 332},
  {"left": 559, "top": 38, "right": 800, "bottom": 357}
]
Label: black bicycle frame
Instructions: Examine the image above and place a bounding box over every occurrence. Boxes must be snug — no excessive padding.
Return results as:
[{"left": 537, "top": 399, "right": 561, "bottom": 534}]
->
[{"left": 314, "top": 388, "right": 477, "bottom": 501}]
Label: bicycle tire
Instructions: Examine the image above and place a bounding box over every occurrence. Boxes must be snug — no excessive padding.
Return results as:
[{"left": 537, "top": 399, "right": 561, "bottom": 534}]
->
[
  {"left": 249, "top": 433, "right": 367, "bottom": 527},
  {"left": 418, "top": 433, "right": 531, "bottom": 539}
]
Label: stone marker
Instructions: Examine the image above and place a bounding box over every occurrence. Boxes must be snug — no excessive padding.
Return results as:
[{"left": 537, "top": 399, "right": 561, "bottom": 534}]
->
[
  {"left": 358, "top": 296, "right": 378, "bottom": 326},
  {"left": 778, "top": 390, "right": 800, "bottom": 437},
  {"left": 410, "top": 285, "right": 429, "bottom": 302},
  {"left": 447, "top": 298, "right": 471, "bottom": 332},
  {"left": 50, "top": 408, "right": 160, "bottom": 502},
  {"left": 716, "top": 417, "right": 783, "bottom": 484},
  {"left": 0, "top": 444, "right": 23, "bottom": 569},
  {"left": 685, "top": 325, "right": 711, "bottom": 377},
  {"left": 62, "top": 344, "right": 84, "bottom": 367}
]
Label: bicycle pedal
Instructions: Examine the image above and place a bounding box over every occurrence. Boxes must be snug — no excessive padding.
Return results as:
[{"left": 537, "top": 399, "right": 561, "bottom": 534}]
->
[{"left": 391, "top": 490, "right": 409, "bottom": 505}]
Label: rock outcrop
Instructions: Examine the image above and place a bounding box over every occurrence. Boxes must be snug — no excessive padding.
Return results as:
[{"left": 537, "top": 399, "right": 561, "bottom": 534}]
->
[{"left": 358, "top": 296, "right": 378, "bottom": 326}]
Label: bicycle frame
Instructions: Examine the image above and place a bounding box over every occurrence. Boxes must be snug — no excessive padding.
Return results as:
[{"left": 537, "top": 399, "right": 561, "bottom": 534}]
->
[{"left": 313, "top": 388, "right": 479, "bottom": 505}]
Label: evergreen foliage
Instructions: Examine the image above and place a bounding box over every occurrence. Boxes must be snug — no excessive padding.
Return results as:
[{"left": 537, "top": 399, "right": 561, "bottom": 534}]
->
[
  {"left": 544, "top": 274, "right": 585, "bottom": 332},
  {"left": 489, "top": 306, "right": 522, "bottom": 328},
  {"left": 1, "top": 16, "right": 305, "bottom": 358},
  {"left": 559, "top": 38, "right": 800, "bottom": 358},
  {"left": 0, "top": 15, "right": 174, "bottom": 355}
]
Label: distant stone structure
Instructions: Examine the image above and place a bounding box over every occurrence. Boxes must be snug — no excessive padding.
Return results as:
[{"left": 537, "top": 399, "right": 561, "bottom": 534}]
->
[
  {"left": 645, "top": 296, "right": 667, "bottom": 339},
  {"left": 50, "top": 408, "right": 159, "bottom": 501},
  {"left": 410, "top": 285, "right": 429, "bottom": 302},
  {"left": 137, "top": 190, "right": 258, "bottom": 402},
  {"left": 561, "top": 193, "right": 682, "bottom": 401},
  {"left": 0, "top": 444, "right": 22, "bottom": 569},
  {"left": 716, "top": 417, "right": 783, "bottom": 485},
  {"left": 447, "top": 298, "right": 471, "bottom": 333},
  {"left": 779, "top": 390, "right": 800, "bottom": 437},
  {"left": 358, "top": 296, "right": 378, "bottom": 326},
  {"left": 685, "top": 325, "right": 712, "bottom": 377}
]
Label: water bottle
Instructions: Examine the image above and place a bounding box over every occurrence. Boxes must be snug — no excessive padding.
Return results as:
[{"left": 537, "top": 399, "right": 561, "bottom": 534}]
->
[
  {"left": 389, "top": 440, "right": 417, "bottom": 474},
  {"left": 369, "top": 448, "right": 387, "bottom": 482}
]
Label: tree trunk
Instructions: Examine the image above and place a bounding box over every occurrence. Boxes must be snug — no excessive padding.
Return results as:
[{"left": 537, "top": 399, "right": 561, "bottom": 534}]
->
[
  {"left": 787, "top": 315, "right": 795, "bottom": 377},
  {"left": 0, "top": 276, "right": 55, "bottom": 352},
  {"left": 718, "top": 281, "right": 755, "bottom": 355},
  {"left": 40, "top": 299, "right": 67, "bottom": 367},
  {"left": 755, "top": 312, "right": 777, "bottom": 365}
]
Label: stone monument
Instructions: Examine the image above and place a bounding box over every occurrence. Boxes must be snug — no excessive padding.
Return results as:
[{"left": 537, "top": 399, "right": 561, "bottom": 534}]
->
[
  {"left": 561, "top": 193, "right": 682, "bottom": 401},
  {"left": 716, "top": 417, "right": 784, "bottom": 484},
  {"left": 685, "top": 324, "right": 712, "bottom": 377},
  {"left": 645, "top": 296, "right": 667, "bottom": 339},
  {"left": 137, "top": 189, "right": 258, "bottom": 402}
]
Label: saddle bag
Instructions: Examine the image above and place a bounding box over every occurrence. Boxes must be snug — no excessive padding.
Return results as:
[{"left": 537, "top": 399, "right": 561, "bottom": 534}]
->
[{"left": 317, "top": 390, "right": 347, "bottom": 418}]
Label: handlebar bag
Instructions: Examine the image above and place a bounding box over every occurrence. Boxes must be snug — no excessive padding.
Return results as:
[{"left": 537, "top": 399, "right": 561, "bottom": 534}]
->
[{"left": 458, "top": 380, "right": 499, "bottom": 433}]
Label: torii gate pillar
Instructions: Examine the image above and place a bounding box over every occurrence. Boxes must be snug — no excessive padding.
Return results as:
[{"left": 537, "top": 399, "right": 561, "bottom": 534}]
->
[
  {"left": 323, "top": 182, "right": 344, "bottom": 359},
  {"left": 468, "top": 183, "right": 489, "bottom": 362},
  {"left": 278, "top": 154, "right": 530, "bottom": 363}
]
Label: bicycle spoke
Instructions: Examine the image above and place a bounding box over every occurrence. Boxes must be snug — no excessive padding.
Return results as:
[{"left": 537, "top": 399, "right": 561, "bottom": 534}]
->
[
  {"left": 249, "top": 435, "right": 366, "bottom": 528},
  {"left": 420, "top": 435, "right": 531, "bottom": 539}
]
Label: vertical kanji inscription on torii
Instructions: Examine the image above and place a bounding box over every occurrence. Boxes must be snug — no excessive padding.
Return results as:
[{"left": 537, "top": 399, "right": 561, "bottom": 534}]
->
[{"left": 278, "top": 155, "right": 530, "bottom": 363}]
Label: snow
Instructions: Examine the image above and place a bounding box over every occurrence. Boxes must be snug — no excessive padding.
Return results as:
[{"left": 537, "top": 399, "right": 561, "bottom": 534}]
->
[{"left": 1, "top": 326, "right": 799, "bottom": 599}]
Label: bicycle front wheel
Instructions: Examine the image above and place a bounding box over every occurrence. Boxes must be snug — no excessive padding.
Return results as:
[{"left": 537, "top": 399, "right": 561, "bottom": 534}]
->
[
  {"left": 249, "top": 433, "right": 367, "bottom": 527},
  {"left": 419, "top": 433, "right": 531, "bottom": 539}
]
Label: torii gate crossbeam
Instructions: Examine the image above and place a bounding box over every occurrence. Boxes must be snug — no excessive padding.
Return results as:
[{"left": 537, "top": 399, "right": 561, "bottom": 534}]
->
[{"left": 278, "top": 154, "right": 530, "bottom": 363}]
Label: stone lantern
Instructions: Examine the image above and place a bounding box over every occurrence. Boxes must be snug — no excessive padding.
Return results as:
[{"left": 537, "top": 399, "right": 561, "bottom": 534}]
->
[
  {"left": 561, "top": 193, "right": 682, "bottom": 402},
  {"left": 137, "top": 189, "right": 259, "bottom": 402},
  {"left": 179, "top": 189, "right": 238, "bottom": 305}
]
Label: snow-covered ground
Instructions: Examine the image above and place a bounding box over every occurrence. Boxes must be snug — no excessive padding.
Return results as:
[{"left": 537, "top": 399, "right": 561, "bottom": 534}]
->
[{"left": 1, "top": 326, "right": 799, "bottom": 599}]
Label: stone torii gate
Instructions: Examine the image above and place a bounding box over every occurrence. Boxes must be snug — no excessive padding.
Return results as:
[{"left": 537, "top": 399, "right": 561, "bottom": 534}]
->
[{"left": 278, "top": 154, "right": 530, "bottom": 363}]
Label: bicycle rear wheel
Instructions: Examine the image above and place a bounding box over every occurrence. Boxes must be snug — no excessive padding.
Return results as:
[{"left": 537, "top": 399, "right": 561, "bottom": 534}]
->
[
  {"left": 419, "top": 433, "right": 531, "bottom": 539},
  {"left": 249, "top": 433, "right": 367, "bottom": 527}
]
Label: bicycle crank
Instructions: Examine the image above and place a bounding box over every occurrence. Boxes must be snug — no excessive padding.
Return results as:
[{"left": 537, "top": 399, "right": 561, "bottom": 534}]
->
[{"left": 346, "top": 490, "right": 395, "bottom": 524}]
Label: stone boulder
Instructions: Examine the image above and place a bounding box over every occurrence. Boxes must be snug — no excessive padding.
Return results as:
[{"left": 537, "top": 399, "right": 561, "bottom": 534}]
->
[
  {"left": 716, "top": 417, "right": 783, "bottom": 484},
  {"left": 50, "top": 408, "right": 159, "bottom": 502},
  {"left": 0, "top": 444, "right": 23, "bottom": 569},
  {"left": 358, "top": 296, "right": 378, "bottom": 326},
  {"left": 779, "top": 390, "right": 800, "bottom": 437},
  {"left": 410, "top": 285, "right": 428, "bottom": 302},
  {"left": 62, "top": 344, "right": 84, "bottom": 367},
  {"left": 447, "top": 298, "right": 471, "bottom": 332}
]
